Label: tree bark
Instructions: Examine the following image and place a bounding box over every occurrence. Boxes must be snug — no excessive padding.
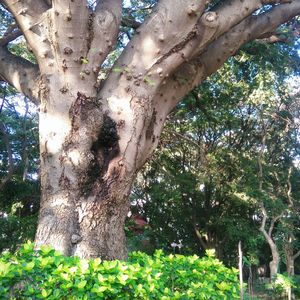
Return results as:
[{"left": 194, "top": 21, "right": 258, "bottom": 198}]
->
[
  {"left": 33, "top": 68, "right": 137, "bottom": 259},
  {"left": 259, "top": 210, "right": 281, "bottom": 280}
]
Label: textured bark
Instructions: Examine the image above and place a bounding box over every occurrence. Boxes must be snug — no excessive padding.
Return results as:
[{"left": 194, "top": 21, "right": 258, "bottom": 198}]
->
[{"left": 0, "top": 0, "right": 300, "bottom": 259}]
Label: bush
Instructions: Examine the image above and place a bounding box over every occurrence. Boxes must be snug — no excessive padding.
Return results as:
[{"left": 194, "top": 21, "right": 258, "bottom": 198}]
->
[{"left": 0, "top": 242, "right": 239, "bottom": 299}]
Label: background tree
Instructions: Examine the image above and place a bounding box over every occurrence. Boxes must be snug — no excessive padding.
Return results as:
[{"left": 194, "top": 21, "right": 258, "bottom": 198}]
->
[
  {"left": 0, "top": 0, "right": 299, "bottom": 259},
  {"left": 131, "top": 39, "right": 300, "bottom": 280},
  {"left": 0, "top": 83, "right": 39, "bottom": 252}
]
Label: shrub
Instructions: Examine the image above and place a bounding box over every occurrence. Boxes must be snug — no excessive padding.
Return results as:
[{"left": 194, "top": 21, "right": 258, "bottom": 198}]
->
[{"left": 0, "top": 242, "right": 239, "bottom": 299}]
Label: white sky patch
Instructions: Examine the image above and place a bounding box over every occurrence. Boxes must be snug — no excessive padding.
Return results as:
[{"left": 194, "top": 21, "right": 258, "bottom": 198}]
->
[{"left": 123, "top": 0, "right": 131, "bottom": 8}]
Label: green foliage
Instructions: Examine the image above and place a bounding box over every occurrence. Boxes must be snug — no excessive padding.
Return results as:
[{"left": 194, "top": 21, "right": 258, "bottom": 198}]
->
[
  {"left": 0, "top": 242, "right": 239, "bottom": 300},
  {"left": 0, "top": 89, "right": 39, "bottom": 252},
  {"left": 273, "top": 273, "right": 295, "bottom": 293},
  {"left": 259, "top": 273, "right": 297, "bottom": 299},
  {"left": 131, "top": 39, "right": 300, "bottom": 270}
]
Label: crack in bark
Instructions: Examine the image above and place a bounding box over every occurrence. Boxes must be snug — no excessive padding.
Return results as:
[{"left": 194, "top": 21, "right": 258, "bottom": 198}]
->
[
  {"left": 145, "top": 109, "right": 157, "bottom": 140},
  {"left": 86, "top": 12, "right": 95, "bottom": 54}
]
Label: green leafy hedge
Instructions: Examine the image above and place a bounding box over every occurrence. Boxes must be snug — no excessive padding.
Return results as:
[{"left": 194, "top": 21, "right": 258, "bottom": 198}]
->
[{"left": 0, "top": 242, "right": 239, "bottom": 299}]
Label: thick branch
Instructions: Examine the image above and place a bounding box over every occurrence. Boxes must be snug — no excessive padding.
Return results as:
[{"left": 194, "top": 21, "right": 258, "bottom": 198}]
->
[
  {"left": 259, "top": 205, "right": 268, "bottom": 235},
  {"left": 110, "top": 0, "right": 207, "bottom": 83},
  {"left": 190, "top": 0, "right": 264, "bottom": 57},
  {"left": 0, "top": 47, "right": 40, "bottom": 104},
  {"left": 2, "top": 0, "right": 50, "bottom": 58},
  {"left": 50, "top": 0, "right": 90, "bottom": 61},
  {"left": 287, "top": 166, "right": 293, "bottom": 206},
  {"left": 145, "top": 0, "right": 266, "bottom": 81},
  {"left": 155, "top": 1, "right": 300, "bottom": 113},
  {"left": 201, "top": 3, "right": 300, "bottom": 77},
  {"left": 87, "top": 0, "right": 122, "bottom": 70},
  {"left": 259, "top": 205, "right": 280, "bottom": 271}
]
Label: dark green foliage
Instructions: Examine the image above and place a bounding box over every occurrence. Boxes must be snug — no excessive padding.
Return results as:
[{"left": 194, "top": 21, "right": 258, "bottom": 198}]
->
[
  {"left": 131, "top": 40, "right": 300, "bottom": 269},
  {"left": 0, "top": 87, "right": 39, "bottom": 252},
  {"left": 0, "top": 242, "right": 239, "bottom": 300}
]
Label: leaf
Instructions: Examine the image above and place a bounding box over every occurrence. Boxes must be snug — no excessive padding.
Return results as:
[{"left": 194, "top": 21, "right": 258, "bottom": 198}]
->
[
  {"left": 40, "top": 245, "right": 53, "bottom": 255},
  {"left": 118, "top": 274, "right": 129, "bottom": 285},
  {"left": 25, "top": 261, "right": 35, "bottom": 271},
  {"left": 81, "top": 57, "right": 89, "bottom": 64},
  {"left": 77, "top": 280, "right": 87, "bottom": 289},
  {"left": 205, "top": 249, "right": 216, "bottom": 258},
  {"left": 0, "top": 262, "right": 11, "bottom": 276},
  {"left": 98, "top": 286, "right": 108, "bottom": 292},
  {"left": 23, "top": 242, "right": 34, "bottom": 253},
  {"left": 41, "top": 289, "right": 48, "bottom": 298},
  {"left": 112, "top": 67, "right": 123, "bottom": 73}
]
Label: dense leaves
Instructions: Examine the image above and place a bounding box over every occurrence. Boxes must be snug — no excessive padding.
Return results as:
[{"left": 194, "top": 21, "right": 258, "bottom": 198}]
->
[
  {"left": 0, "top": 86, "right": 39, "bottom": 252},
  {"left": 131, "top": 40, "right": 300, "bottom": 273},
  {"left": 0, "top": 243, "right": 239, "bottom": 300}
]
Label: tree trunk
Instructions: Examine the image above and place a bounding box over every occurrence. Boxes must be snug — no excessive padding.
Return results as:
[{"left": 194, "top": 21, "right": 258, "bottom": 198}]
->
[
  {"left": 284, "top": 243, "right": 300, "bottom": 300},
  {"left": 285, "top": 245, "right": 295, "bottom": 277},
  {"left": 33, "top": 70, "right": 131, "bottom": 259},
  {"left": 269, "top": 252, "right": 279, "bottom": 280},
  {"left": 260, "top": 225, "right": 280, "bottom": 280},
  {"left": 33, "top": 64, "right": 162, "bottom": 259}
]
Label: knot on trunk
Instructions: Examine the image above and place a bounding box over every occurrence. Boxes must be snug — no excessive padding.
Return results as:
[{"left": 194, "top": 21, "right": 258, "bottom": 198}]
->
[{"left": 201, "top": 12, "right": 219, "bottom": 28}]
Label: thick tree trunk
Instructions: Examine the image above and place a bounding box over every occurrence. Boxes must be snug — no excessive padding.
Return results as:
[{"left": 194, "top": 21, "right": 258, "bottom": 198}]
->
[
  {"left": 33, "top": 67, "right": 160, "bottom": 259},
  {"left": 36, "top": 161, "right": 132, "bottom": 260},
  {"left": 33, "top": 72, "right": 135, "bottom": 259}
]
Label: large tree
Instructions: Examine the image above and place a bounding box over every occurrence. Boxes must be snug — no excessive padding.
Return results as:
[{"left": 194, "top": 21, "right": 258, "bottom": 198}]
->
[{"left": 0, "top": 0, "right": 299, "bottom": 260}]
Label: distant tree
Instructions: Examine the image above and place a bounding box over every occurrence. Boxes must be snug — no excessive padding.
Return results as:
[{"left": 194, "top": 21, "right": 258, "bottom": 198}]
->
[
  {"left": 0, "top": 84, "right": 39, "bottom": 251},
  {"left": 131, "top": 42, "right": 300, "bottom": 273}
]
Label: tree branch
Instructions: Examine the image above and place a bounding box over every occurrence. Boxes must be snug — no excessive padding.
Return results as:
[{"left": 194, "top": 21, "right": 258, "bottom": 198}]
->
[
  {"left": 268, "top": 212, "right": 285, "bottom": 237},
  {"left": 293, "top": 250, "right": 300, "bottom": 260},
  {"left": 43, "top": 0, "right": 51, "bottom": 7},
  {"left": 111, "top": 0, "right": 207, "bottom": 84},
  {"left": 193, "top": 224, "right": 208, "bottom": 250},
  {"left": 154, "top": 1, "right": 300, "bottom": 113},
  {"left": 2, "top": 0, "right": 50, "bottom": 58},
  {"left": 0, "top": 23, "right": 22, "bottom": 46},
  {"left": 145, "top": 0, "right": 267, "bottom": 81},
  {"left": 0, "top": 47, "right": 40, "bottom": 104},
  {"left": 121, "top": 17, "right": 141, "bottom": 30},
  {"left": 87, "top": 0, "right": 122, "bottom": 70}
]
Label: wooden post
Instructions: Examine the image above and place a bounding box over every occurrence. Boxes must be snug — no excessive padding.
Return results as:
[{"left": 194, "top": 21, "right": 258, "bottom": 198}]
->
[{"left": 239, "top": 241, "right": 244, "bottom": 300}]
